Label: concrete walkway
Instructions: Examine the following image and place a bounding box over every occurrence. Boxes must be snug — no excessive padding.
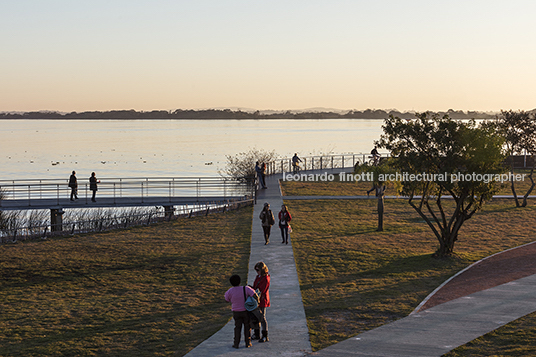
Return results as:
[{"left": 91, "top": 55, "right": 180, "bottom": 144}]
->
[
  {"left": 311, "top": 274, "right": 536, "bottom": 356},
  {"left": 186, "top": 168, "right": 536, "bottom": 357},
  {"left": 184, "top": 173, "right": 312, "bottom": 356}
]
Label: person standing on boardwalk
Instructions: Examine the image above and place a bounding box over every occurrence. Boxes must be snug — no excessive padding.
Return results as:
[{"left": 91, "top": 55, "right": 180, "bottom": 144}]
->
[
  {"left": 89, "top": 172, "right": 100, "bottom": 202},
  {"left": 259, "top": 202, "right": 275, "bottom": 245},
  {"left": 255, "top": 161, "right": 266, "bottom": 189},
  {"left": 261, "top": 162, "right": 267, "bottom": 189},
  {"left": 224, "top": 274, "right": 255, "bottom": 349},
  {"left": 278, "top": 204, "right": 292, "bottom": 244},
  {"left": 68, "top": 171, "right": 78, "bottom": 201},
  {"left": 253, "top": 261, "right": 271, "bottom": 343}
]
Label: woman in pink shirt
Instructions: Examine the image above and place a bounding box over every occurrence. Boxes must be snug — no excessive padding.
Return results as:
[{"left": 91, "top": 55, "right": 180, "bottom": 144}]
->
[{"left": 224, "top": 274, "right": 256, "bottom": 349}]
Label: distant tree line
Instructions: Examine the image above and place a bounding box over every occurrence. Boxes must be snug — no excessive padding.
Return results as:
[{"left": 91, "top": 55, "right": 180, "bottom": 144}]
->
[{"left": 0, "top": 108, "right": 503, "bottom": 120}]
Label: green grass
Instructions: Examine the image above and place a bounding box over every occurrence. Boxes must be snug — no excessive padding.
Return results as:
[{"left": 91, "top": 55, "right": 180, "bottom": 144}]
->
[
  {"left": 284, "top": 182, "right": 536, "bottom": 351},
  {"left": 0, "top": 206, "right": 253, "bottom": 357}
]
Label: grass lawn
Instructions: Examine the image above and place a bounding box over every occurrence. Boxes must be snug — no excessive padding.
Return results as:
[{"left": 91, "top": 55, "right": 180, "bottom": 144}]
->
[
  {"left": 0, "top": 206, "right": 253, "bottom": 357},
  {"left": 282, "top": 180, "right": 536, "bottom": 351}
]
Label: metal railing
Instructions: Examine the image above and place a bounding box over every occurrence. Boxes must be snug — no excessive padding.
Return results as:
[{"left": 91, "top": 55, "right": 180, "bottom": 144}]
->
[
  {"left": 0, "top": 177, "right": 253, "bottom": 207},
  {"left": 265, "top": 152, "right": 389, "bottom": 175}
]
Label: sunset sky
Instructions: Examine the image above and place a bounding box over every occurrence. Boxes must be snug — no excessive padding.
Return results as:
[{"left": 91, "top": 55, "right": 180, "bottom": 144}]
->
[{"left": 1, "top": 0, "right": 535, "bottom": 113}]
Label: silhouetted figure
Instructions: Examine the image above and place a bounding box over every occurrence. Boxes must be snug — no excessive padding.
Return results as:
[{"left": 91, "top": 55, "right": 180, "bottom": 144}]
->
[
  {"left": 89, "top": 172, "right": 100, "bottom": 202},
  {"left": 370, "top": 147, "right": 380, "bottom": 166},
  {"left": 68, "top": 171, "right": 78, "bottom": 201},
  {"left": 261, "top": 162, "right": 267, "bottom": 189},
  {"left": 255, "top": 161, "right": 266, "bottom": 189},
  {"left": 292, "top": 153, "right": 302, "bottom": 173}
]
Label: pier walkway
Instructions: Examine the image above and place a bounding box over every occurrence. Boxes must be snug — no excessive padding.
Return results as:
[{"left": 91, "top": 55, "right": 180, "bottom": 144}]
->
[
  {"left": 0, "top": 177, "right": 251, "bottom": 211},
  {"left": 185, "top": 168, "right": 536, "bottom": 357}
]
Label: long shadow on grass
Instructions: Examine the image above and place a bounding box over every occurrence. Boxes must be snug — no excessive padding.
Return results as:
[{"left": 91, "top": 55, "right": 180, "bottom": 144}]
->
[
  {"left": 1, "top": 254, "right": 207, "bottom": 288},
  {"left": 1, "top": 308, "right": 230, "bottom": 356},
  {"left": 300, "top": 253, "right": 464, "bottom": 308}
]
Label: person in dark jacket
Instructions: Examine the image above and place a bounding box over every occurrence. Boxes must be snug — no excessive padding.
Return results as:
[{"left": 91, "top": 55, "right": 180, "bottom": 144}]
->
[
  {"left": 259, "top": 203, "right": 274, "bottom": 245},
  {"left": 89, "top": 172, "right": 100, "bottom": 202},
  {"left": 68, "top": 171, "right": 78, "bottom": 201},
  {"left": 278, "top": 204, "right": 292, "bottom": 244}
]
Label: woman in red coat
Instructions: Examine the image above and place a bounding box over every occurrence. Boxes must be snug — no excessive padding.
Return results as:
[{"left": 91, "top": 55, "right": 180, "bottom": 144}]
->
[{"left": 253, "top": 261, "right": 271, "bottom": 343}]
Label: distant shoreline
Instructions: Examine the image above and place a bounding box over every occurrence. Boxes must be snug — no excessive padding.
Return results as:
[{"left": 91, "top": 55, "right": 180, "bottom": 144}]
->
[{"left": 0, "top": 108, "right": 498, "bottom": 120}]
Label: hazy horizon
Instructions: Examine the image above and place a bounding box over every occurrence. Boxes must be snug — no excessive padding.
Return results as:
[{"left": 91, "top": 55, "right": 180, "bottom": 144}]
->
[
  {"left": 2, "top": 1, "right": 535, "bottom": 113},
  {"left": 0, "top": 106, "right": 505, "bottom": 115}
]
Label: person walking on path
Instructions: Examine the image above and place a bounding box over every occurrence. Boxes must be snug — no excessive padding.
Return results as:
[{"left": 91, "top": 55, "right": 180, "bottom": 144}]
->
[
  {"left": 259, "top": 203, "right": 275, "bottom": 245},
  {"left": 278, "top": 204, "right": 292, "bottom": 244},
  {"left": 68, "top": 171, "right": 78, "bottom": 201},
  {"left": 224, "top": 274, "right": 255, "bottom": 349},
  {"left": 255, "top": 161, "right": 266, "bottom": 189},
  {"left": 89, "top": 172, "right": 100, "bottom": 202},
  {"left": 253, "top": 261, "right": 271, "bottom": 343}
]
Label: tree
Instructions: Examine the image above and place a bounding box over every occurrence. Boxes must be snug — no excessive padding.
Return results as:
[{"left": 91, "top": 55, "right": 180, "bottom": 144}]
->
[
  {"left": 220, "top": 148, "right": 278, "bottom": 181},
  {"left": 492, "top": 110, "right": 536, "bottom": 207},
  {"left": 377, "top": 113, "right": 506, "bottom": 257}
]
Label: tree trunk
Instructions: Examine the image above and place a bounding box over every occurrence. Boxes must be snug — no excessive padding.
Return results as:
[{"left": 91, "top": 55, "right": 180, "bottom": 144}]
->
[
  {"left": 522, "top": 165, "right": 535, "bottom": 207},
  {"left": 409, "top": 195, "right": 468, "bottom": 258},
  {"left": 377, "top": 192, "right": 384, "bottom": 232},
  {"left": 510, "top": 161, "right": 520, "bottom": 207}
]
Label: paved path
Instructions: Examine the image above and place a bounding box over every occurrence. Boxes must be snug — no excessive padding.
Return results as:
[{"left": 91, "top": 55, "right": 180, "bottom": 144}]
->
[
  {"left": 186, "top": 168, "right": 536, "bottom": 357},
  {"left": 184, "top": 173, "right": 312, "bottom": 356},
  {"left": 311, "top": 274, "right": 536, "bottom": 356}
]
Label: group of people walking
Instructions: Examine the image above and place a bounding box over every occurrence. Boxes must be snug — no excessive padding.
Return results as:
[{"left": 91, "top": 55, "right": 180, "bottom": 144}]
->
[
  {"left": 225, "top": 203, "right": 293, "bottom": 349},
  {"left": 68, "top": 171, "right": 100, "bottom": 202},
  {"left": 224, "top": 157, "right": 297, "bottom": 349},
  {"left": 225, "top": 261, "right": 271, "bottom": 349},
  {"left": 259, "top": 203, "right": 292, "bottom": 245}
]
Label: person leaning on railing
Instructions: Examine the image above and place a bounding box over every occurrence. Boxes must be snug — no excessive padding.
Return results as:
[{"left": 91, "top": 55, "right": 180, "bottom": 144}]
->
[{"left": 291, "top": 153, "right": 302, "bottom": 173}]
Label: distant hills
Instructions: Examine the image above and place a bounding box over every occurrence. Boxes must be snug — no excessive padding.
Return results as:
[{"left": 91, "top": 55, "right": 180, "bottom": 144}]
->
[{"left": 0, "top": 108, "right": 505, "bottom": 120}]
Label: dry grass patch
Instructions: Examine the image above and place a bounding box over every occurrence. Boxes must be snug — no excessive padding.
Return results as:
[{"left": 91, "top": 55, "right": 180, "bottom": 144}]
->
[
  {"left": 281, "top": 176, "right": 372, "bottom": 196},
  {"left": 0, "top": 207, "right": 253, "bottom": 357}
]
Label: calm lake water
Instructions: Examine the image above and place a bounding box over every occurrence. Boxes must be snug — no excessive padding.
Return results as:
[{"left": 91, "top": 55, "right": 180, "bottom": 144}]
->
[{"left": 0, "top": 119, "right": 384, "bottom": 180}]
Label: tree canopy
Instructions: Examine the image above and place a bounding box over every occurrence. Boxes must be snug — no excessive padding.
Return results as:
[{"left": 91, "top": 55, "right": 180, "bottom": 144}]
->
[
  {"left": 492, "top": 110, "right": 536, "bottom": 207},
  {"left": 376, "top": 112, "right": 506, "bottom": 257}
]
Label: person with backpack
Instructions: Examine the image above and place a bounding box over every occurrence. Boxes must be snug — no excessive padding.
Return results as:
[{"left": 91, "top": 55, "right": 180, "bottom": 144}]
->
[
  {"left": 259, "top": 202, "right": 275, "bottom": 245},
  {"left": 224, "top": 274, "right": 256, "bottom": 349}
]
